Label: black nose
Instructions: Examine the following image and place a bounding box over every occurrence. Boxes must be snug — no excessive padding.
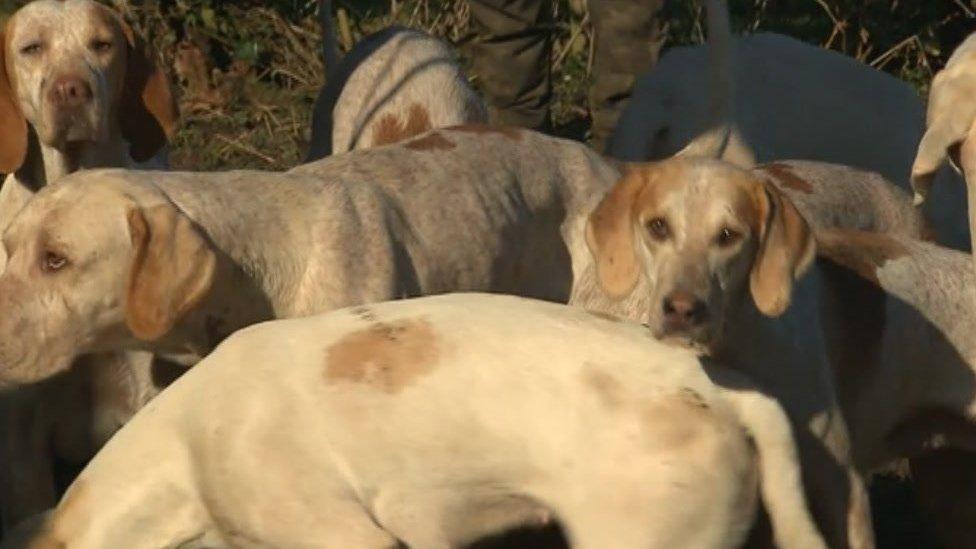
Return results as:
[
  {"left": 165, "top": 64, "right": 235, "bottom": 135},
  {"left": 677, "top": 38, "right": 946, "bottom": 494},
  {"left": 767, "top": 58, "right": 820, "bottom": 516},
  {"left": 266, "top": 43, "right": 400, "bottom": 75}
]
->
[{"left": 662, "top": 291, "right": 709, "bottom": 328}]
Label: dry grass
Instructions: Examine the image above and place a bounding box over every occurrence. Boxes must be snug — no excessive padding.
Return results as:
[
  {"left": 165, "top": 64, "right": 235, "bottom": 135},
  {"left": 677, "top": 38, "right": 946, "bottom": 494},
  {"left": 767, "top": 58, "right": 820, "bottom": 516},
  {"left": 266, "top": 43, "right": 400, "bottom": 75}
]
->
[{"left": 2, "top": 0, "right": 968, "bottom": 170}]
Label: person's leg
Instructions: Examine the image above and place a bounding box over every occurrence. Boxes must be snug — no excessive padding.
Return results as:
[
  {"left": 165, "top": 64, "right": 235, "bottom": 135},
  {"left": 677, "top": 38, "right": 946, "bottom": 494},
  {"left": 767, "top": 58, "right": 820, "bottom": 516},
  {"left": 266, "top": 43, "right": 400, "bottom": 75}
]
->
[
  {"left": 588, "top": 0, "right": 665, "bottom": 151},
  {"left": 468, "top": 0, "right": 552, "bottom": 132}
]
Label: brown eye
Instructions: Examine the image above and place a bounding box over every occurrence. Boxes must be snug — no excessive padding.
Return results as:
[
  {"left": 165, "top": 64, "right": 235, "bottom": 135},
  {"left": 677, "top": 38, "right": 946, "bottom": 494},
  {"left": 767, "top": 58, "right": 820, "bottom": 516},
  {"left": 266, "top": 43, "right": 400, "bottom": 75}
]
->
[
  {"left": 20, "top": 42, "right": 42, "bottom": 55},
  {"left": 90, "top": 39, "right": 113, "bottom": 53},
  {"left": 715, "top": 227, "right": 741, "bottom": 248},
  {"left": 41, "top": 251, "right": 68, "bottom": 273},
  {"left": 646, "top": 217, "right": 670, "bottom": 241}
]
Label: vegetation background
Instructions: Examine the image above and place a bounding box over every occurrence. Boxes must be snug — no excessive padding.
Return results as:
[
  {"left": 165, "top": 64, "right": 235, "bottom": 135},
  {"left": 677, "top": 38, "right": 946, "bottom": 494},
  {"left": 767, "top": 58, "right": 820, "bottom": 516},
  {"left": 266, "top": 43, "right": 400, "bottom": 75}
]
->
[
  {"left": 0, "top": 0, "right": 974, "bottom": 546},
  {"left": 1, "top": 0, "right": 972, "bottom": 172}
]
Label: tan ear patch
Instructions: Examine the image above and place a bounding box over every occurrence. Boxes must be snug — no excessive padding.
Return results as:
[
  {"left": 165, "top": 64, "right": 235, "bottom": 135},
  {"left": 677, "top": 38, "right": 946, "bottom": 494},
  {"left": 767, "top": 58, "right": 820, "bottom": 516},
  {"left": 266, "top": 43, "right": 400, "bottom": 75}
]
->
[
  {"left": 371, "top": 103, "right": 433, "bottom": 147},
  {"left": 816, "top": 229, "right": 909, "bottom": 285},
  {"left": 446, "top": 124, "right": 523, "bottom": 141},
  {"left": 0, "top": 29, "right": 27, "bottom": 173},
  {"left": 757, "top": 163, "right": 814, "bottom": 194},
  {"left": 125, "top": 204, "right": 216, "bottom": 341},
  {"left": 113, "top": 9, "right": 178, "bottom": 161},
  {"left": 748, "top": 182, "right": 815, "bottom": 317},
  {"left": 585, "top": 168, "right": 651, "bottom": 298},
  {"left": 325, "top": 318, "right": 440, "bottom": 394},
  {"left": 403, "top": 132, "right": 456, "bottom": 151}
]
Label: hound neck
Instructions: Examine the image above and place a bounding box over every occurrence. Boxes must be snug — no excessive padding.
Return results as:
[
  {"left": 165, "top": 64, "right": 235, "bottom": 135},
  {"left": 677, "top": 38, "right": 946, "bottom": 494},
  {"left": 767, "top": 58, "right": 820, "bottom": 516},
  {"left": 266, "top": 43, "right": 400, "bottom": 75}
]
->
[{"left": 19, "top": 129, "right": 131, "bottom": 188}]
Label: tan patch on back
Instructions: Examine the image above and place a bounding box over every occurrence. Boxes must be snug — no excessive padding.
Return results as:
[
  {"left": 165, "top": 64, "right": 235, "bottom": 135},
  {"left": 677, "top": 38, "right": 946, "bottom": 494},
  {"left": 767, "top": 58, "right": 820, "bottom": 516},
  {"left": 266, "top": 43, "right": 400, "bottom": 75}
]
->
[
  {"left": 447, "top": 124, "right": 523, "bottom": 141},
  {"left": 758, "top": 163, "right": 814, "bottom": 194},
  {"left": 325, "top": 318, "right": 440, "bottom": 393},
  {"left": 404, "top": 131, "right": 456, "bottom": 151},
  {"left": 582, "top": 365, "right": 625, "bottom": 410},
  {"left": 816, "top": 229, "right": 910, "bottom": 284},
  {"left": 371, "top": 103, "right": 433, "bottom": 147}
]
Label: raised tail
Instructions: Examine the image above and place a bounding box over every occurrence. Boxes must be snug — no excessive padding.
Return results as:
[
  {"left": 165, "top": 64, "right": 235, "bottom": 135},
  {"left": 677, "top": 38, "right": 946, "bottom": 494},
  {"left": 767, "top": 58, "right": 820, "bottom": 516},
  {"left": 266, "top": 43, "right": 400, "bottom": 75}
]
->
[
  {"left": 319, "top": 0, "right": 341, "bottom": 74},
  {"left": 675, "top": 0, "right": 739, "bottom": 160},
  {"left": 704, "top": 0, "right": 732, "bottom": 130}
]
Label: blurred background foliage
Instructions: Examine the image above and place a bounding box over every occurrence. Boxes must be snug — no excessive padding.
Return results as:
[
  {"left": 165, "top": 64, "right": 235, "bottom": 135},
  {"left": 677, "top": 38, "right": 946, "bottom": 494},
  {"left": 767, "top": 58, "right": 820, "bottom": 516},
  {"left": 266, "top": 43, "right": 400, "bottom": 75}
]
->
[{"left": 0, "top": 0, "right": 972, "bottom": 171}]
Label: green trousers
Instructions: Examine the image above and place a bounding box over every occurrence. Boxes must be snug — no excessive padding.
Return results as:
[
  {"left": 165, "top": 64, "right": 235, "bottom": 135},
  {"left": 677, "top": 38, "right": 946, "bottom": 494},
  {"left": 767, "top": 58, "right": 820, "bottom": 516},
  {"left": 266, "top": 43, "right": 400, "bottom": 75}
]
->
[{"left": 469, "top": 0, "right": 665, "bottom": 150}]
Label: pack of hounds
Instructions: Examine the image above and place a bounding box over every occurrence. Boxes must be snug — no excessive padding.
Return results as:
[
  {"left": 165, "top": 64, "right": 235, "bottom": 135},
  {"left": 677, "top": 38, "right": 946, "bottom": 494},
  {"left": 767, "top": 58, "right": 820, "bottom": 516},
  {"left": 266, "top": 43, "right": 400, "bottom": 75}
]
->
[{"left": 0, "top": 0, "right": 974, "bottom": 547}]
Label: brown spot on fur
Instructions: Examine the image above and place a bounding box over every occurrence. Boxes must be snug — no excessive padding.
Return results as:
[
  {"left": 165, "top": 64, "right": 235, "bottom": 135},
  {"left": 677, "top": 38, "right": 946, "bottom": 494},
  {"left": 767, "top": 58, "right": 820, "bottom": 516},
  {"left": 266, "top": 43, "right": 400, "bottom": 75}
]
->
[
  {"left": 371, "top": 103, "right": 433, "bottom": 147},
  {"left": 447, "top": 124, "right": 523, "bottom": 141},
  {"left": 325, "top": 318, "right": 440, "bottom": 393},
  {"left": 583, "top": 366, "right": 624, "bottom": 410},
  {"left": 758, "top": 163, "right": 814, "bottom": 195},
  {"left": 404, "top": 132, "right": 456, "bottom": 151},
  {"left": 816, "top": 229, "right": 910, "bottom": 284}
]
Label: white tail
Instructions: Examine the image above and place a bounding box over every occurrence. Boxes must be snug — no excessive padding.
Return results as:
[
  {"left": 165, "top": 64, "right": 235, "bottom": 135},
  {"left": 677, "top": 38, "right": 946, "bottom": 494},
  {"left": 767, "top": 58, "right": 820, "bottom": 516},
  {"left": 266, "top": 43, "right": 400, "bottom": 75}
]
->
[{"left": 709, "top": 366, "right": 829, "bottom": 549}]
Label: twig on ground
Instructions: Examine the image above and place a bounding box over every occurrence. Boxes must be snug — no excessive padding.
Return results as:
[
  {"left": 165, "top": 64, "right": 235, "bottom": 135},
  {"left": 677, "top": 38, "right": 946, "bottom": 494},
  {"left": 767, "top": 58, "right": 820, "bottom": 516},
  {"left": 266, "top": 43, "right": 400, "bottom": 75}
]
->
[
  {"left": 870, "top": 34, "right": 919, "bottom": 69},
  {"left": 553, "top": 12, "right": 589, "bottom": 72},
  {"left": 215, "top": 134, "right": 280, "bottom": 166}
]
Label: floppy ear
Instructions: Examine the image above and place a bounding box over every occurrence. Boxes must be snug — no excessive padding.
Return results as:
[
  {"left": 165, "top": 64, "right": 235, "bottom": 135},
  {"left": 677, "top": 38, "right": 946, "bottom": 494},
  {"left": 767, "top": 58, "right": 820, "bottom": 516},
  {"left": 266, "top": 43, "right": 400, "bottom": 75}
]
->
[
  {"left": 911, "top": 70, "right": 976, "bottom": 204},
  {"left": 585, "top": 168, "right": 647, "bottom": 298},
  {"left": 961, "top": 119, "right": 976, "bottom": 174},
  {"left": 0, "top": 30, "right": 28, "bottom": 173},
  {"left": 125, "top": 204, "right": 216, "bottom": 341},
  {"left": 749, "top": 182, "right": 815, "bottom": 317},
  {"left": 117, "top": 17, "right": 178, "bottom": 163},
  {"left": 911, "top": 119, "right": 971, "bottom": 205}
]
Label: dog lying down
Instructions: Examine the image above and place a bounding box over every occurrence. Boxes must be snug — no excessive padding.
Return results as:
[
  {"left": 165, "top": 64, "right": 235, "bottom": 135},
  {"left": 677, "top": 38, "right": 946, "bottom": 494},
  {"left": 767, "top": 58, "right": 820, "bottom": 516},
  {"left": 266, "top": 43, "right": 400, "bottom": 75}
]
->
[{"left": 4, "top": 294, "right": 826, "bottom": 549}]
